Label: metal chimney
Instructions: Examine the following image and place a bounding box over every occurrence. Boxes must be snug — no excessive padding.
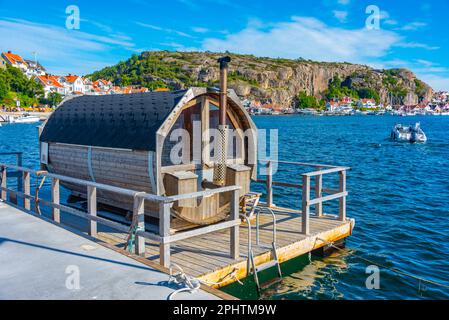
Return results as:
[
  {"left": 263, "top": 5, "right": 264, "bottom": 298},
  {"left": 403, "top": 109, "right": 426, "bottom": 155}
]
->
[{"left": 213, "top": 56, "right": 231, "bottom": 186}]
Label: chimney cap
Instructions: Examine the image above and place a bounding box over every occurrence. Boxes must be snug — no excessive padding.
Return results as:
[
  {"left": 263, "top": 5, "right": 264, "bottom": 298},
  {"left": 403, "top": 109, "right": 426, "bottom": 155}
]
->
[
  {"left": 7, "top": 50, "right": 11, "bottom": 53},
  {"left": 218, "top": 56, "right": 231, "bottom": 68}
]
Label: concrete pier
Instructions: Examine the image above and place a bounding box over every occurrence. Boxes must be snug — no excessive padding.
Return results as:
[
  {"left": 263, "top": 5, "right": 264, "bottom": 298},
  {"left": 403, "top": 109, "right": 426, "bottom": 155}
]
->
[{"left": 0, "top": 201, "right": 218, "bottom": 300}]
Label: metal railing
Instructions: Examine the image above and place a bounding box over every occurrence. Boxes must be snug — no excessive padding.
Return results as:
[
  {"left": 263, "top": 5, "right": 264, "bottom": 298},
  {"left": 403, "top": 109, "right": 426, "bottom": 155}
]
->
[
  {"left": 256, "top": 159, "right": 350, "bottom": 235},
  {"left": 0, "top": 161, "right": 241, "bottom": 268}
]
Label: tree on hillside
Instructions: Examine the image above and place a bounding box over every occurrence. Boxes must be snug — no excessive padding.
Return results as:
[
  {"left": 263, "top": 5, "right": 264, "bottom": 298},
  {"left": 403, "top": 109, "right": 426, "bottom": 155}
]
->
[
  {"left": 0, "top": 73, "right": 10, "bottom": 102},
  {"left": 48, "top": 92, "right": 63, "bottom": 107},
  {"left": 325, "top": 75, "right": 360, "bottom": 101},
  {"left": 0, "top": 65, "right": 44, "bottom": 107},
  {"left": 297, "top": 91, "right": 321, "bottom": 109},
  {"left": 358, "top": 88, "right": 380, "bottom": 104}
]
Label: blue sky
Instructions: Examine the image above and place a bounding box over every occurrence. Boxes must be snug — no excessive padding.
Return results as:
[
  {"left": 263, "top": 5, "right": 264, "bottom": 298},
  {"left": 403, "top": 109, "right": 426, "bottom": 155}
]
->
[{"left": 1, "top": 0, "right": 448, "bottom": 90}]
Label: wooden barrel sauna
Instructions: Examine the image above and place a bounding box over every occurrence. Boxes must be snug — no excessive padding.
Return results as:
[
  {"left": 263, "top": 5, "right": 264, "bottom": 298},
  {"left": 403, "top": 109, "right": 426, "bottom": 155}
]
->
[{"left": 39, "top": 87, "right": 257, "bottom": 225}]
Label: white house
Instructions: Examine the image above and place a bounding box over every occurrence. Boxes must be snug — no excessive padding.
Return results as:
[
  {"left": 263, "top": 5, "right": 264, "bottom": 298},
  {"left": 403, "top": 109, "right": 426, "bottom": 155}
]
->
[
  {"left": 1, "top": 51, "right": 28, "bottom": 72},
  {"left": 35, "top": 75, "right": 66, "bottom": 98},
  {"left": 82, "top": 77, "right": 94, "bottom": 94},
  {"left": 358, "top": 98, "right": 377, "bottom": 109},
  {"left": 60, "top": 75, "right": 85, "bottom": 94},
  {"left": 24, "top": 59, "right": 46, "bottom": 78},
  {"left": 326, "top": 101, "right": 339, "bottom": 112}
]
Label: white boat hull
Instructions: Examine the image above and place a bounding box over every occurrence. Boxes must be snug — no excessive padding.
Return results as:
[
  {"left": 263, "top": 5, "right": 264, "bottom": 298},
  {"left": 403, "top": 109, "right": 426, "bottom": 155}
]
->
[
  {"left": 391, "top": 123, "right": 427, "bottom": 143},
  {"left": 7, "top": 116, "right": 41, "bottom": 124}
]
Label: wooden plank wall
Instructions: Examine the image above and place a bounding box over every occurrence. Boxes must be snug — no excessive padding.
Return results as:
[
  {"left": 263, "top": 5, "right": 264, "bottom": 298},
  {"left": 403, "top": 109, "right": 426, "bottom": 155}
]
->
[{"left": 48, "top": 143, "right": 160, "bottom": 216}]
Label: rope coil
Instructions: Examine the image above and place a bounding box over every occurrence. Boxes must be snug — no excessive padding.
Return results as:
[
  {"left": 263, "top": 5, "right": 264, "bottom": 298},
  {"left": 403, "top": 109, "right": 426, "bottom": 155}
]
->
[
  {"left": 34, "top": 175, "right": 46, "bottom": 215},
  {"left": 167, "top": 263, "right": 242, "bottom": 300}
]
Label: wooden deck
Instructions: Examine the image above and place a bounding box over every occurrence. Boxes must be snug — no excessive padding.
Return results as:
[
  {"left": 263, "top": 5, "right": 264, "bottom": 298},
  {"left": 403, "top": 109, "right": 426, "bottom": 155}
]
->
[{"left": 97, "top": 205, "right": 354, "bottom": 288}]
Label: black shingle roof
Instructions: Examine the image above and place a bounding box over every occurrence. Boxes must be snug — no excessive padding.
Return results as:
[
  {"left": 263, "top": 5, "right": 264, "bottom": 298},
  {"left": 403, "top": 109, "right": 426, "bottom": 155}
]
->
[{"left": 40, "top": 90, "right": 188, "bottom": 151}]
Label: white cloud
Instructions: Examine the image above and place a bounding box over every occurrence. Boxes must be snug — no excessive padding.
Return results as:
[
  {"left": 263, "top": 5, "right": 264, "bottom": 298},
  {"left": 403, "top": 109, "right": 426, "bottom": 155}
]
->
[
  {"left": 0, "top": 18, "right": 135, "bottom": 75},
  {"left": 192, "top": 27, "right": 209, "bottom": 33},
  {"left": 202, "top": 16, "right": 401, "bottom": 63},
  {"left": 136, "top": 22, "right": 192, "bottom": 38},
  {"left": 396, "top": 42, "right": 439, "bottom": 50},
  {"left": 333, "top": 10, "right": 348, "bottom": 23},
  {"left": 418, "top": 74, "right": 449, "bottom": 91},
  {"left": 398, "top": 22, "right": 427, "bottom": 31}
]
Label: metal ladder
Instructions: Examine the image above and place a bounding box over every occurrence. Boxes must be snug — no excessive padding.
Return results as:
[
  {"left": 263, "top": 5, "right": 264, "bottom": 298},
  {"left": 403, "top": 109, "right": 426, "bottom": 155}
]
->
[{"left": 244, "top": 208, "right": 282, "bottom": 294}]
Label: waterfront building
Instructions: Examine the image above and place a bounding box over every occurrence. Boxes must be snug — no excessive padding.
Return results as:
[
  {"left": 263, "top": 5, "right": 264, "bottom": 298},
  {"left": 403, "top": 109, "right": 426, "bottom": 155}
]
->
[
  {"left": 35, "top": 75, "right": 66, "bottom": 98},
  {"left": 1, "top": 51, "right": 28, "bottom": 72},
  {"left": 358, "top": 98, "right": 377, "bottom": 109}
]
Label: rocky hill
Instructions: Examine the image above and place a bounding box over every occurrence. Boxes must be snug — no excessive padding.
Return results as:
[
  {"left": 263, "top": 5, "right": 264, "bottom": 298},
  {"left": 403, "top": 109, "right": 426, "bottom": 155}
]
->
[{"left": 89, "top": 51, "right": 433, "bottom": 108}]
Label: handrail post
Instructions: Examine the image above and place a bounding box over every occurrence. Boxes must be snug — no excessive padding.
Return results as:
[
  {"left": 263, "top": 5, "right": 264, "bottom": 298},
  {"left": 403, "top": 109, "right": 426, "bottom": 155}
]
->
[
  {"left": 16, "top": 153, "right": 23, "bottom": 193},
  {"left": 51, "top": 178, "right": 60, "bottom": 223},
  {"left": 302, "top": 175, "right": 310, "bottom": 235},
  {"left": 23, "top": 171, "right": 30, "bottom": 210},
  {"left": 1, "top": 166, "right": 6, "bottom": 201},
  {"left": 159, "top": 202, "right": 171, "bottom": 267},
  {"left": 230, "top": 189, "right": 240, "bottom": 259},
  {"left": 339, "top": 170, "right": 347, "bottom": 221},
  {"left": 266, "top": 160, "right": 273, "bottom": 207},
  {"left": 315, "top": 174, "right": 323, "bottom": 217},
  {"left": 87, "top": 186, "right": 97, "bottom": 237},
  {"left": 133, "top": 196, "right": 146, "bottom": 256}
]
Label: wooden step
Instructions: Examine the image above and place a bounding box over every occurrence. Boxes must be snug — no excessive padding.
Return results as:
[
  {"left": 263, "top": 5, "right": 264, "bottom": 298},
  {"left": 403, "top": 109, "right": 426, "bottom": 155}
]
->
[{"left": 255, "top": 260, "right": 278, "bottom": 273}]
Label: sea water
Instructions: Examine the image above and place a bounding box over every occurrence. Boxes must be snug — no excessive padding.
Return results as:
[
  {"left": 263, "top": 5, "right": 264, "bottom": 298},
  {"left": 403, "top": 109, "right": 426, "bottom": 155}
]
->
[{"left": 1, "top": 115, "right": 448, "bottom": 300}]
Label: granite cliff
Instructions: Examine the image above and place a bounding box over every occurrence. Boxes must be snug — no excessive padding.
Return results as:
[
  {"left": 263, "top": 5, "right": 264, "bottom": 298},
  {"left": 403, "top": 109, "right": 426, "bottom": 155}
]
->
[{"left": 90, "top": 51, "right": 433, "bottom": 107}]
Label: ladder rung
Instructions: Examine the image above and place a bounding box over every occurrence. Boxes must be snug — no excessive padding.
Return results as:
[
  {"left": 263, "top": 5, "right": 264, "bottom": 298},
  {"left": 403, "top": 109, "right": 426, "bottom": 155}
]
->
[
  {"left": 255, "top": 260, "right": 278, "bottom": 273},
  {"left": 260, "top": 277, "right": 283, "bottom": 290}
]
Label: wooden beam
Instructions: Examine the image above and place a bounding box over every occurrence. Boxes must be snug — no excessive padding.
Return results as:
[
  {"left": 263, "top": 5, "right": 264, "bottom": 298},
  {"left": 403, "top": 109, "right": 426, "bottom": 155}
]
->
[
  {"left": 339, "top": 170, "right": 347, "bottom": 221},
  {"left": 266, "top": 161, "right": 273, "bottom": 207},
  {"left": 133, "top": 196, "right": 146, "bottom": 256},
  {"left": 303, "top": 167, "right": 350, "bottom": 177},
  {"left": 301, "top": 175, "right": 310, "bottom": 235},
  {"left": 1, "top": 167, "right": 6, "bottom": 201},
  {"left": 165, "top": 185, "right": 240, "bottom": 202},
  {"left": 87, "top": 186, "right": 97, "bottom": 237},
  {"left": 51, "top": 178, "right": 60, "bottom": 223},
  {"left": 159, "top": 202, "right": 171, "bottom": 268},
  {"left": 308, "top": 191, "right": 348, "bottom": 206},
  {"left": 23, "top": 171, "right": 30, "bottom": 210},
  {"left": 165, "top": 220, "right": 240, "bottom": 243},
  {"left": 230, "top": 189, "right": 240, "bottom": 259},
  {"left": 315, "top": 174, "right": 323, "bottom": 217},
  {"left": 16, "top": 153, "right": 23, "bottom": 193}
]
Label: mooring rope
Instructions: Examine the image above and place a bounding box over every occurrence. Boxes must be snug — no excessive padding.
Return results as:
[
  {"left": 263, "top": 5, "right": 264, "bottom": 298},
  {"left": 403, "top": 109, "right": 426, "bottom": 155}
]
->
[
  {"left": 316, "top": 237, "right": 449, "bottom": 291},
  {"left": 167, "top": 263, "right": 242, "bottom": 300},
  {"left": 34, "top": 175, "right": 46, "bottom": 215}
]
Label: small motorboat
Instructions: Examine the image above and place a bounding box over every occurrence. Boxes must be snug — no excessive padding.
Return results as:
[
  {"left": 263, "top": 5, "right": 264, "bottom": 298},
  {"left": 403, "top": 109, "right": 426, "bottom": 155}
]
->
[
  {"left": 7, "top": 113, "right": 41, "bottom": 124},
  {"left": 391, "top": 122, "right": 427, "bottom": 143}
]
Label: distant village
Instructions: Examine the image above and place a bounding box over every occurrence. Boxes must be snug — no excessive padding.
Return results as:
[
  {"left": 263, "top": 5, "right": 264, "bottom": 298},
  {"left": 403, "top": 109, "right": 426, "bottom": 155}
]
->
[
  {"left": 2, "top": 50, "right": 449, "bottom": 116},
  {"left": 244, "top": 92, "right": 449, "bottom": 116},
  {"left": 1, "top": 51, "right": 151, "bottom": 107}
]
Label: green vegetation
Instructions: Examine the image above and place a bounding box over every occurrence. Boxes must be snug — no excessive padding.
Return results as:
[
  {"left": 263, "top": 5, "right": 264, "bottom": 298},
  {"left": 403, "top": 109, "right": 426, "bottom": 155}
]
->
[
  {"left": 296, "top": 91, "right": 324, "bottom": 109},
  {"left": 357, "top": 88, "right": 380, "bottom": 104},
  {"left": 228, "top": 71, "right": 259, "bottom": 86},
  {"left": 39, "top": 92, "right": 63, "bottom": 107},
  {"left": 324, "top": 75, "right": 359, "bottom": 101},
  {"left": 414, "top": 79, "right": 428, "bottom": 101},
  {"left": 0, "top": 64, "right": 43, "bottom": 107}
]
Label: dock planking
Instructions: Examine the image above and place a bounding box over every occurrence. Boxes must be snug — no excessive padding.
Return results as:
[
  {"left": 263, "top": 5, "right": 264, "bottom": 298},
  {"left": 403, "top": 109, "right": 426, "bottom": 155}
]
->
[{"left": 96, "top": 205, "right": 354, "bottom": 288}]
